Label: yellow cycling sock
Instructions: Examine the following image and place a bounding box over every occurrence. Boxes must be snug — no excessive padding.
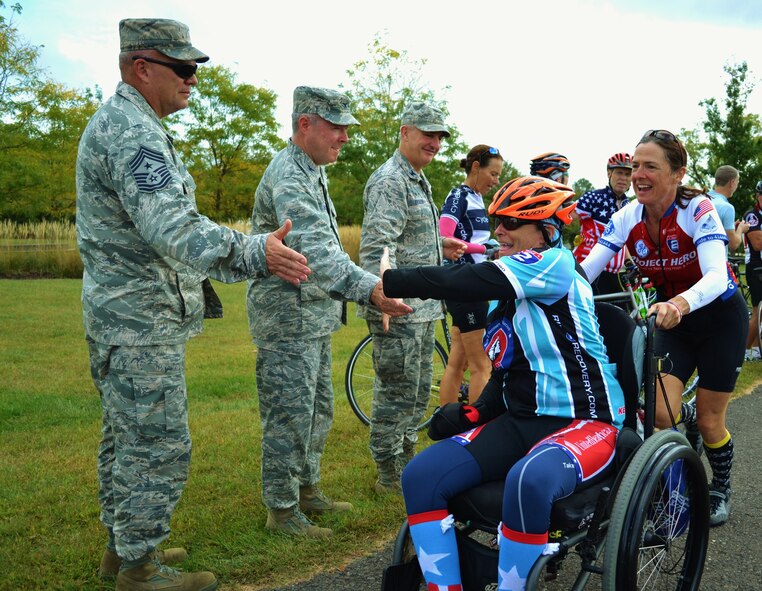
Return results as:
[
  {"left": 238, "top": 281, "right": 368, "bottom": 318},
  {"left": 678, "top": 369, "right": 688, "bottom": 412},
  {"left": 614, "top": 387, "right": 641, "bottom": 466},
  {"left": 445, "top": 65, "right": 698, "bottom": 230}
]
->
[{"left": 705, "top": 430, "right": 731, "bottom": 449}]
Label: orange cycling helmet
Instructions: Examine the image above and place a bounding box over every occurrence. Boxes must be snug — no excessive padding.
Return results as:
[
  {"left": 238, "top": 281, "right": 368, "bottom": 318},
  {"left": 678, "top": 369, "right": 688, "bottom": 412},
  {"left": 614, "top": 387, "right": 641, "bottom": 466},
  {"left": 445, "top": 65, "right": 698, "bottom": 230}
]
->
[
  {"left": 607, "top": 152, "right": 633, "bottom": 170},
  {"left": 529, "top": 152, "right": 570, "bottom": 181},
  {"left": 488, "top": 176, "right": 576, "bottom": 225}
]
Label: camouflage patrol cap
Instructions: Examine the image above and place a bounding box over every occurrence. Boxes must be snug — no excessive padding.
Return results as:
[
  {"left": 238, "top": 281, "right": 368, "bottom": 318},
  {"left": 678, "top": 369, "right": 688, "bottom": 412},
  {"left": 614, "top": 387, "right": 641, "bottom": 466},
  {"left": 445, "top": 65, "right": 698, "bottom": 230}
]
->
[
  {"left": 401, "top": 101, "right": 450, "bottom": 137},
  {"left": 292, "top": 86, "right": 360, "bottom": 126},
  {"left": 119, "top": 19, "right": 209, "bottom": 63}
]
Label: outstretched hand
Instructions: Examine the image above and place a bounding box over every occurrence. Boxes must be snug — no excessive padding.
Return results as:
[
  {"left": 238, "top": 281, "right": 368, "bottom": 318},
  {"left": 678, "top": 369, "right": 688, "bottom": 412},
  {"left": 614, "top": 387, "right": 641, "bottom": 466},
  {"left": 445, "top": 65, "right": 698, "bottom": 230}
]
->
[
  {"left": 374, "top": 246, "right": 412, "bottom": 331},
  {"left": 443, "top": 237, "right": 467, "bottom": 262},
  {"left": 265, "top": 219, "right": 311, "bottom": 286}
]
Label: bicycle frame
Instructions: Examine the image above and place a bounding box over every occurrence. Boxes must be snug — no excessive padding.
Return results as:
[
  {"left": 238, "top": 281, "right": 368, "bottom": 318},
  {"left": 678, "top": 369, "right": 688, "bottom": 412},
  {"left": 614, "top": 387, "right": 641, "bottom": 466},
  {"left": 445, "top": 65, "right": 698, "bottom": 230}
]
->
[{"left": 592, "top": 277, "right": 652, "bottom": 320}]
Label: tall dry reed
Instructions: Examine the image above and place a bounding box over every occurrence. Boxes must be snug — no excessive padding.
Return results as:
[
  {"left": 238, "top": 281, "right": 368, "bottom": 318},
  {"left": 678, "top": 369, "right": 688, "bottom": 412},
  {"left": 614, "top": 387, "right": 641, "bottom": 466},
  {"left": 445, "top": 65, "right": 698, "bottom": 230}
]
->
[{"left": 1, "top": 219, "right": 363, "bottom": 277}]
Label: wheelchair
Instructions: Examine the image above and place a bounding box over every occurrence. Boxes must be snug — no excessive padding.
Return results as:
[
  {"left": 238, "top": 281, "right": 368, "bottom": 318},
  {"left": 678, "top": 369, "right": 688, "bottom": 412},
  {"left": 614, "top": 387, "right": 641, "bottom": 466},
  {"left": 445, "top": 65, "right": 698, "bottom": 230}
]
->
[{"left": 381, "top": 302, "right": 710, "bottom": 591}]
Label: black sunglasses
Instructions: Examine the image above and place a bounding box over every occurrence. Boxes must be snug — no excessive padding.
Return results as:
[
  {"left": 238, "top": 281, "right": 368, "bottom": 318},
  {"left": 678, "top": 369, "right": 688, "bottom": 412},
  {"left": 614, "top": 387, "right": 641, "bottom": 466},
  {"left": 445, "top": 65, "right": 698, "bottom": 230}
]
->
[
  {"left": 496, "top": 216, "right": 535, "bottom": 231},
  {"left": 641, "top": 129, "right": 680, "bottom": 144},
  {"left": 132, "top": 56, "right": 198, "bottom": 79}
]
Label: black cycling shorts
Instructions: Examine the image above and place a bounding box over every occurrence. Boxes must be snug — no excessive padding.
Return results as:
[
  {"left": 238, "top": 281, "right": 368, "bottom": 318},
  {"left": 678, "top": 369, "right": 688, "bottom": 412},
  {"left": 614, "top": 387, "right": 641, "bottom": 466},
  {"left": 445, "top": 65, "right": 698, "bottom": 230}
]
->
[
  {"left": 445, "top": 299, "right": 488, "bottom": 333},
  {"left": 458, "top": 412, "right": 574, "bottom": 481},
  {"left": 746, "top": 262, "right": 762, "bottom": 307},
  {"left": 655, "top": 289, "right": 747, "bottom": 392}
]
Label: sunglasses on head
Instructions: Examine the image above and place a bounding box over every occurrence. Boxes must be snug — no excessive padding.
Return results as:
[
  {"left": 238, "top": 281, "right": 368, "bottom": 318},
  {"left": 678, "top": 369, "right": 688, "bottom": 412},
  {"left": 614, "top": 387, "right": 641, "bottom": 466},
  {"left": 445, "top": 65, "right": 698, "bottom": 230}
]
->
[
  {"left": 496, "top": 216, "right": 535, "bottom": 231},
  {"left": 640, "top": 129, "right": 679, "bottom": 144},
  {"left": 132, "top": 56, "right": 198, "bottom": 79},
  {"left": 477, "top": 146, "right": 500, "bottom": 163}
]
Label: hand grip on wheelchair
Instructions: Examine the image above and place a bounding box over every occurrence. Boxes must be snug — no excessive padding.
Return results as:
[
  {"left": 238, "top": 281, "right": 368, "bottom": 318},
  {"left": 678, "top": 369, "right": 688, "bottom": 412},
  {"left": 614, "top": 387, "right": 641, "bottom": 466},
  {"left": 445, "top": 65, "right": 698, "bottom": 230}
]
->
[
  {"left": 620, "top": 259, "right": 642, "bottom": 288},
  {"left": 427, "top": 402, "right": 480, "bottom": 440}
]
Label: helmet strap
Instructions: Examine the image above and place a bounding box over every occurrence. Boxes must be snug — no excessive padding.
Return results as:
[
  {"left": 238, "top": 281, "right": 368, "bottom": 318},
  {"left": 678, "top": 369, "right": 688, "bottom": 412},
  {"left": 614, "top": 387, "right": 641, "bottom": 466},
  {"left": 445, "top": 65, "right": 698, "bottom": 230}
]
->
[{"left": 538, "top": 220, "right": 562, "bottom": 248}]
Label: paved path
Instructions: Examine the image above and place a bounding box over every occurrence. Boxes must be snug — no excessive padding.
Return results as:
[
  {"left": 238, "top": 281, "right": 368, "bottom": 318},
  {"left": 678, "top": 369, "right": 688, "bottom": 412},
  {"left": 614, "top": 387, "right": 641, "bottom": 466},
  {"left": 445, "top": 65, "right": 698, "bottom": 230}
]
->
[{"left": 257, "top": 387, "right": 762, "bottom": 591}]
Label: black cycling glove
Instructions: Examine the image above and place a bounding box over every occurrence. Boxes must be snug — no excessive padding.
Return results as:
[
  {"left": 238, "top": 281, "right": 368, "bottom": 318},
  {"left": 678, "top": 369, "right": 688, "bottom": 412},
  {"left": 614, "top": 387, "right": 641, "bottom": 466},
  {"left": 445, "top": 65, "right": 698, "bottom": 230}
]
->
[{"left": 427, "top": 403, "right": 481, "bottom": 441}]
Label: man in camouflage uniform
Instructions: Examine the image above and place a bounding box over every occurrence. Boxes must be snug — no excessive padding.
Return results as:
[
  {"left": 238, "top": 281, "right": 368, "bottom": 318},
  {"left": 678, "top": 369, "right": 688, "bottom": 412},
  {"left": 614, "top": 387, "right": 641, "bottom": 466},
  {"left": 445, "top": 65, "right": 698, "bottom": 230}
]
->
[
  {"left": 247, "top": 86, "right": 411, "bottom": 537},
  {"left": 359, "top": 102, "right": 465, "bottom": 494},
  {"left": 76, "top": 19, "right": 309, "bottom": 591}
]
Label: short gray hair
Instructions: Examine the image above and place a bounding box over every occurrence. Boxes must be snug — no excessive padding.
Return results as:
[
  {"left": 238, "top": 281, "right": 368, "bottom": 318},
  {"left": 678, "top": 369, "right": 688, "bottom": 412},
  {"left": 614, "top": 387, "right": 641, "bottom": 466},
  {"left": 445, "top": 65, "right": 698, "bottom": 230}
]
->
[{"left": 291, "top": 113, "right": 319, "bottom": 134}]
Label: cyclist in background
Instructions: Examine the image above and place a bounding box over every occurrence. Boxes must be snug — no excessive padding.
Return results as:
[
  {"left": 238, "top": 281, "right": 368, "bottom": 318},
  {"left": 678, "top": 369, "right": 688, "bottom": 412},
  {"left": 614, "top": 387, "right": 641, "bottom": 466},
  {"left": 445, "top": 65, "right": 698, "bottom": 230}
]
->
[
  {"left": 742, "top": 181, "right": 762, "bottom": 361},
  {"left": 530, "top": 152, "right": 570, "bottom": 184},
  {"left": 572, "top": 153, "right": 634, "bottom": 296},
  {"left": 438, "top": 145, "right": 503, "bottom": 404},
  {"left": 708, "top": 165, "right": 747, "bottom": 254},
  {"left": 381, "top": 176, "right": 624, "bottom": 591},
  {"left": 582, "top": 129, "right": 746, "bottom": 527}
]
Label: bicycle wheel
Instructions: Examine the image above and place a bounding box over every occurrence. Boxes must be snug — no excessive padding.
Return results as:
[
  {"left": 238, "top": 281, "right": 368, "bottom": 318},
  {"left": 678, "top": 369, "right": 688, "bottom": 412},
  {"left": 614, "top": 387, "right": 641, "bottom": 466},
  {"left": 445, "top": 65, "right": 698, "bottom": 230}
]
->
[
  {"left": 345, "top": 335, "right": 448, "bottom": 430},
  {"left": 602, "top": 430, "right": 709, "bottom": 591}
]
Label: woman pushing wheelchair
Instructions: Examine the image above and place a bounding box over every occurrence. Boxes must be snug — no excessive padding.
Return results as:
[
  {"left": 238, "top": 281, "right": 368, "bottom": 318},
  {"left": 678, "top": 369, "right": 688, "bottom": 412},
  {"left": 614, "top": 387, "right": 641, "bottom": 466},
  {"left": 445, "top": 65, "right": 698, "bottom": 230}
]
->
[{"left": 380, "top": 176, "right": 625, "bottom": 591}]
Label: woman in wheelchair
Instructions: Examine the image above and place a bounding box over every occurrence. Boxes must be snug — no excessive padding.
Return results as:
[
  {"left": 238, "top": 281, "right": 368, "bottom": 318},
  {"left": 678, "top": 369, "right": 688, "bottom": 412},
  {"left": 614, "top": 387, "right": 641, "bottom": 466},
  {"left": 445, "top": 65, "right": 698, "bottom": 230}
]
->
[
  {"left": 581, "top": 130, "right": 747, "bottom": 527},
  {"left": 381, "top": 176, "right": 626, "bottom": 591}
]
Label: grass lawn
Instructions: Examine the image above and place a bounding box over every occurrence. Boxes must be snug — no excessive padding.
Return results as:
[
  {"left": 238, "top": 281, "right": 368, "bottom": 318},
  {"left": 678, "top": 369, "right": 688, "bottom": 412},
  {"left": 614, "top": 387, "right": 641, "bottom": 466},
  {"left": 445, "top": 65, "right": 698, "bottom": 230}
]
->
[
  {"left": 0, "top": 280, "right": 410, "bottom": 591},
  {"left": 1, "top": 278, "right": 760, "bottom": 590}
]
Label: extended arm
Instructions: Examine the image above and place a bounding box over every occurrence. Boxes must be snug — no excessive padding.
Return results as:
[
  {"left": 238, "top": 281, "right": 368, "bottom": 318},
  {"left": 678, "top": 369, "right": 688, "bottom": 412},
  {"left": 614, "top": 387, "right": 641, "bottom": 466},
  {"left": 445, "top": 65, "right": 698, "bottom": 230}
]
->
[
  {"left": 383, "top": 261, "right": 517, "bottom": 302},
  {"left": 439, "top": 217, "right": 485, "bottom": 255},
  {"left": 580, "top": 242, "right": 618, "bottom": 283}
]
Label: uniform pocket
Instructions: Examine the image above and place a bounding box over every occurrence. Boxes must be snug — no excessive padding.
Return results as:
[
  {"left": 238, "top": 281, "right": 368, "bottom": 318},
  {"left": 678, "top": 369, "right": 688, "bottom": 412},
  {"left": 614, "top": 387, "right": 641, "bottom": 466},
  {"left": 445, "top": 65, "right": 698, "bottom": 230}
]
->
[
  {"left": 129, "top": 372, "right": 188, "bottom": 437},
  {"left": 372, "top": 334, "right": 407, "bottom": 380},
  {"left": 300, "top": 281, "right": 329, "bottom": 302},
  {"left": 109, "top": 345, "right": 188, "bottom": 439}
]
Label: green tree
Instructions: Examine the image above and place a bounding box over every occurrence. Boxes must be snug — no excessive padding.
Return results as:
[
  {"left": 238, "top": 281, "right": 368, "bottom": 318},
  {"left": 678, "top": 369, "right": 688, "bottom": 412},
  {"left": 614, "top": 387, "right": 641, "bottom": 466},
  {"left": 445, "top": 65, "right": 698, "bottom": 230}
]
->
[
  {"left": 573, "top": 178, "right": 594, "bottom": 197},
  {"left": 685, "top": 61, "right": 762, "bottom": 212},
  {"left": 328, "top": 38, "right": 460, "bottom": 224},
  {"left": 33, "top": 81, "right": 101, "bottom": 219},
  {"left": 330, "top": 37, "right": 525, "bottom": 225},
  {"left": 0, "top": 1, "right": 99, "bottom": 221},
  {"left": 0, "top": 2, "right": 42, "bottom": 138},
  {"left": 170, "top": 64, "right": 283, "bottom": 222},
  {"left": 0, "top": 1, "right": 43, "bottom": 220}
]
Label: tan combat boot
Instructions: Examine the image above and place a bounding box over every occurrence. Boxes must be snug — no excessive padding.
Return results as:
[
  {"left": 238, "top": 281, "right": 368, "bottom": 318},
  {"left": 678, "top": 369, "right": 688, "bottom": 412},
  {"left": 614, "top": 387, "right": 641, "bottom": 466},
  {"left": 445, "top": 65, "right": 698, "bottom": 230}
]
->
[
  {"left": 99, "top": 547, "right": 188, "bottom": 580},
  {"left": 299, "top": 485, "right": 353, "bottom": 515},
  {"left": 265, "top": 506, "right": 332, "bottom": 538},
  {"left": 115, "top": 559, "right": 217, "bottom": 591},
  {"left": 374, "top": 458, "right": 402, "bottom": 495}
]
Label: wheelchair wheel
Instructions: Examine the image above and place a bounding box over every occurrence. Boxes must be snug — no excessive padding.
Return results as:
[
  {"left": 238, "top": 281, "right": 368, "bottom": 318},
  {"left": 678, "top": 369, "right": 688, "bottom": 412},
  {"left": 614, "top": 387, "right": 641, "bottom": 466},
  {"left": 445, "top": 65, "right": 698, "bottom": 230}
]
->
[
  {"left": 391, "top": 521, "right": 417, "bottom": 565},
  {"left": 344, "top": 335, "right": 448, "bottom": 430},
  {"left": 603, "top": 429, "right": 709, "bottom": 591},
  {"left": 384, "top": 522, "right": 424, "bottom": 591}
]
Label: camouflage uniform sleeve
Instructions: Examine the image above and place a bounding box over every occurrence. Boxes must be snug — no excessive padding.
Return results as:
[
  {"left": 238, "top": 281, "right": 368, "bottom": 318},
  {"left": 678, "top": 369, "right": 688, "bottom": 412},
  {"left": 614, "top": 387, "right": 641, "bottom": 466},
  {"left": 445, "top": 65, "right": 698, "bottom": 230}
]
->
[
  {"left": 360, "top": 174, "right": 408, "bottom": 274},
  {"left": 271, "top": 175, "right": 378, "bottom": 303},
  {"left": 109, "top": 125, "right": 268, "bottom": 283}
]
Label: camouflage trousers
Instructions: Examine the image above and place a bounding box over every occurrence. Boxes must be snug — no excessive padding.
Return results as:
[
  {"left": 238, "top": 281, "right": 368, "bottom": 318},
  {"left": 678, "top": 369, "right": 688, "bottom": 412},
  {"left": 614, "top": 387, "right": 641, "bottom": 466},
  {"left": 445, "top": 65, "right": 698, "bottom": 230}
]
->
[
  {"left": 366, "top": 320, "right": 435, "bottom": 463},
  {"left": 255, "top": 336, "right": 333, "bottom": 509},
  {"left": 88, "top": 337, "right": 191, "bottom": 562}
]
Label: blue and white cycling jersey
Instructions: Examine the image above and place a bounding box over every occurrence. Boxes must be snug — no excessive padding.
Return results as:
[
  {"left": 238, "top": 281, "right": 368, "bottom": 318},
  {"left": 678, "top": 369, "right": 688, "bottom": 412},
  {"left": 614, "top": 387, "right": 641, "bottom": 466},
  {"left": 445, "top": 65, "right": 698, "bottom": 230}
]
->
[
  {"left": 440, "top": 184, "right": 491, "bottom": 264},
  {"left": 382, "top": 246, "right": 626, "bottom": 429},
  {"left": 485, "top": 247, "right": 624, "bottom": 428}
]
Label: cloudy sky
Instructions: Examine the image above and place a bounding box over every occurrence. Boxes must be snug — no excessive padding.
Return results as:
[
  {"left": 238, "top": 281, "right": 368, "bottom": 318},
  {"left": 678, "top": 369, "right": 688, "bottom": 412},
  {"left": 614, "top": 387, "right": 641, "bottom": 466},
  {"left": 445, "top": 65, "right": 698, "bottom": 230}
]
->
[{"left": 15, "top": 0, "right": 762, "bottom": 186}]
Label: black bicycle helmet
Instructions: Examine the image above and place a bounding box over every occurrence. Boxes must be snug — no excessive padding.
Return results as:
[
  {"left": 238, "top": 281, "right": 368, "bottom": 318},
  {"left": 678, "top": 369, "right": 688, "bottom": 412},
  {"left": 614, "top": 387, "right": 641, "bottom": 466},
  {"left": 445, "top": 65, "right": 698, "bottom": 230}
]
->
[{"left": 530, "top": 152, "right": 570, "bottom": 182}]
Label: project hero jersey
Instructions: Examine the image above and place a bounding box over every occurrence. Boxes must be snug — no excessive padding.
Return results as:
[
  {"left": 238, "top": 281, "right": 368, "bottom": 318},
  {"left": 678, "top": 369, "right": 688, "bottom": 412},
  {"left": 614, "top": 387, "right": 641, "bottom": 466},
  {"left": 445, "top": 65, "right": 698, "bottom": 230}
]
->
[{"left": 598, "top": 196, "right": 735, "bottom": 300}]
